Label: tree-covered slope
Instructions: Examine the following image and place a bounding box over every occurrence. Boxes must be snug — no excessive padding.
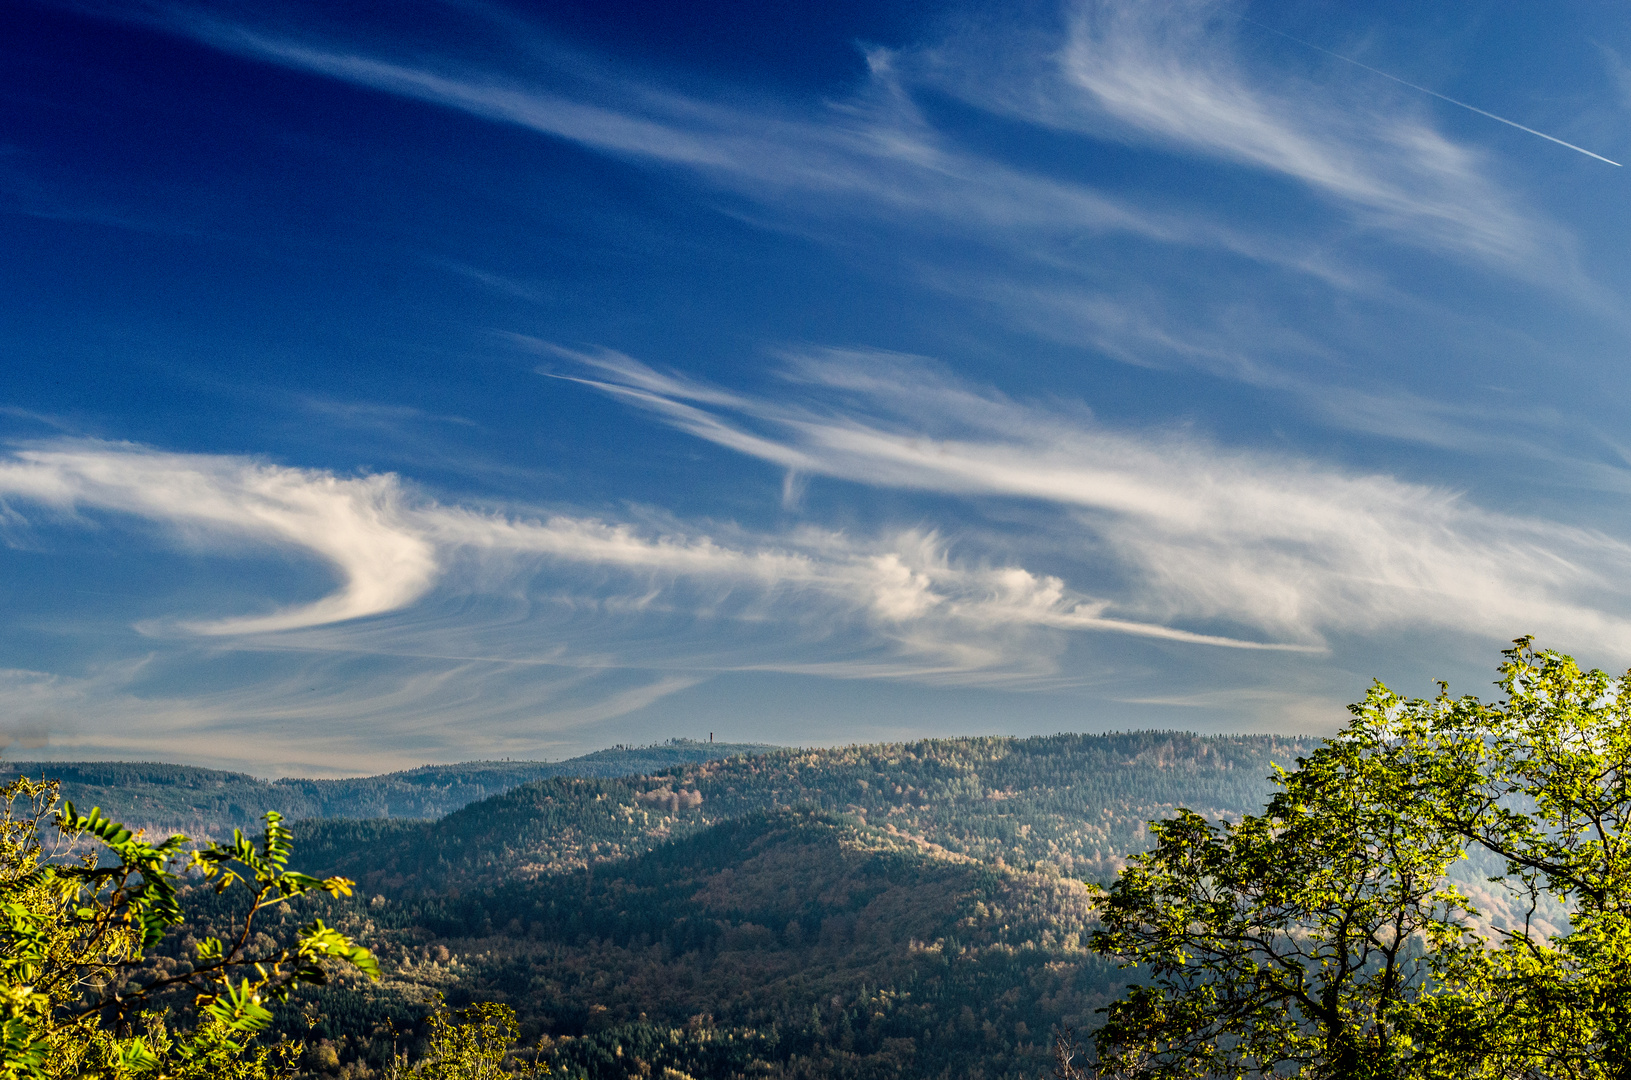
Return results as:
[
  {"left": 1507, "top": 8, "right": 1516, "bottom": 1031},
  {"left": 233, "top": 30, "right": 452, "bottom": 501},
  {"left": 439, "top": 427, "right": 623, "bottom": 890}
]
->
[
  {"left": 195, "top": 808, "right": 1123, "bottom": 1080},
  {"left": 73, "top": 731, "right": 1326, "bottom": 1080},
  {"left": 301, "top": 731, "right": 1316, "bottom": 890},
  {"left": 4, "top": 740, "right": 778, "bottom": 837},
  {"left": 416, "top": 809, "right": 1121, "bottom": 1080}
]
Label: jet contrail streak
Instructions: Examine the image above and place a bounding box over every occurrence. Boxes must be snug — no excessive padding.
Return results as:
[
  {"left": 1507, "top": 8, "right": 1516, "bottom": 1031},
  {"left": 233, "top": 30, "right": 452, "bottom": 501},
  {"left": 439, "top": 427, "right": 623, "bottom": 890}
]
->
[{"left": 1242, "top": 17, "right": 1621, "bottom": 167}]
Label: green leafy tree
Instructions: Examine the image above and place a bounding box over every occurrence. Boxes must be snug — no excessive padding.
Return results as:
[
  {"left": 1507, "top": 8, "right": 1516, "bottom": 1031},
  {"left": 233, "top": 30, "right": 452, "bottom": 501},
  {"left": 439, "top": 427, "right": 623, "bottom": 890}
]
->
[
  {"left": 0, "top": 773, "right": 379, "bottom": 1079},
  {"left": 1345, "top": 638, "right": 1631, "bottom": 1079},
  {"left": 1086, "top": 729, "right": 1477, "bottom": 1080},
  {"left": 1088, "top": 639, "right": 1631, "bottom": 1080},
  {"left": 385, "top": 999, "right": 548, "bottom": 1079}
]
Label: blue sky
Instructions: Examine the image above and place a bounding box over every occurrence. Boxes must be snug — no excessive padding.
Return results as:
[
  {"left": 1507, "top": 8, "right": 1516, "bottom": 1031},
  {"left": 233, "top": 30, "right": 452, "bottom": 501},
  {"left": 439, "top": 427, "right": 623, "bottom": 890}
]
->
[{"left": 5, "top": 0, "right": 1631, "bottom": 775}]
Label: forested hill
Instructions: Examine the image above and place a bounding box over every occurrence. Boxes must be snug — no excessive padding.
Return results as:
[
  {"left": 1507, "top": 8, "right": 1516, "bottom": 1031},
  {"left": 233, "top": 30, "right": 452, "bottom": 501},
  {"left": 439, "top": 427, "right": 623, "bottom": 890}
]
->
[
  {"left": 2, "top": 740, "right": 778, "bottom": 837},
  {"left": 300, "top": 731, "right": 1317, "bottom": 891},
  {"left": 134, "top": 730, "right": 1325, "bottom": 1080}
]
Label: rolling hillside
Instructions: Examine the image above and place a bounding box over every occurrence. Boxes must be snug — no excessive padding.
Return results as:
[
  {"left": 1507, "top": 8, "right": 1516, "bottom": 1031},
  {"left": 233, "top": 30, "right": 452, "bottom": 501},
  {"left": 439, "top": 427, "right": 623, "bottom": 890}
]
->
[
  {"left": 328, "top": 809, "right": 1119, "bottom": 1080},
  {"left": 4, "top": 740, "right": 778, "bottom": 837},
  {"left": 297, "top": 730, "right": 1314, "bottom": 890},
  {"left": 131, "top": 730, "right": 1322, "bottom": 1080},
  {"left": 50, "top": 731, "right": 1326, "bottom": 1079}
]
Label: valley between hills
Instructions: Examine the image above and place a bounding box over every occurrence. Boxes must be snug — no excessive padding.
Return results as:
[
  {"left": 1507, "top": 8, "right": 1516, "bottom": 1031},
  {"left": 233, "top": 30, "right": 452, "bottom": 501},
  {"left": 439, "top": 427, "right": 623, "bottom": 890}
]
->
[{"left": 14, "top": 733, "right": 1318, "bottom": 1080}]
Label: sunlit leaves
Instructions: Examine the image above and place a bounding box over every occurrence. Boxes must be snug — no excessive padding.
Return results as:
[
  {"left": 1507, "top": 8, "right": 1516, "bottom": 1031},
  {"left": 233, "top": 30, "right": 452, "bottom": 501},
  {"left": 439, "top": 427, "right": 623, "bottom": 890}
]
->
[
  {"left": 385, "top": 998, "right": 549, "bottom": 1080},
  {"left": 1345, "top": 638, "right": 1631, "bottom": 1078},
  {"left": 1088, "top": 732, "right": 1473, "bottom": 1079},
  {"left": 0, "top": 776, "right": 378, "bottom": 1079},
  {"left": 1091, "top": 639, "right": 1631, "bottom": 1080}
]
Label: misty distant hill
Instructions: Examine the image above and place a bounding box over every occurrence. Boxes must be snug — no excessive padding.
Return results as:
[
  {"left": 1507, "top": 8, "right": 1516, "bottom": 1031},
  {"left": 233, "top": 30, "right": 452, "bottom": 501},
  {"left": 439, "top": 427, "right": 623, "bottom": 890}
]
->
[{"left": 2, "top": 739, "right": 780, "bottom": 837}]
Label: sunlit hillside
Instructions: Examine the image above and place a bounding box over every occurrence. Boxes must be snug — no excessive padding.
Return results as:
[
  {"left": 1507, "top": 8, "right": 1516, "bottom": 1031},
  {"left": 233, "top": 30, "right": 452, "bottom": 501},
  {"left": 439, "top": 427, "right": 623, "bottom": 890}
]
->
[{"left": 145, "top": 731, "right": 1317, "bottom": 1080}]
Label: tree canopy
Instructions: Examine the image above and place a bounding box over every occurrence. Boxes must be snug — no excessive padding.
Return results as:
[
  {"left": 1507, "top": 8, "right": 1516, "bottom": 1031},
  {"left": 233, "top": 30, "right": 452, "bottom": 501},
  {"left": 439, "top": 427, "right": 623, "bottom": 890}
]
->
[
  {"left": 0, "top": 774, "right": 378, "bottom": 1078},
  {"left": 1087, "top": 639, "right": 1631, "bottom": 1080},
  {"left": 1087, "top": 724, "right": 1473, "bottom": 1078}
]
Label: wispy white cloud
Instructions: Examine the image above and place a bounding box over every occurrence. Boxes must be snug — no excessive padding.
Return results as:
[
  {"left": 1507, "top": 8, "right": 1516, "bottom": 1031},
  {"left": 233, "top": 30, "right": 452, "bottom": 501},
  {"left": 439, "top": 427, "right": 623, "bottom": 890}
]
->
[
  {"left": 10, "top": 1, "right": 1622, "bottom": 771},
  {"left": 4, "top": 392, "right": 1625, "bottom": 768},
  {"left": 138, "top": 0, "right": 1608, "bottom": 460},
  {"left": 160, "top": 0, "right": 1578, "bottom": 288},
  {"left": 0, "top": 439, "right": 1302, "bottom": 692},
  {"left": 925, "top": 273, "right": 1631, "bottom": 480},
  {"left": 144, "top": 1, "right": 1469, "bottom": 310},
  {"left": 9, "top": 355, "right": 1605, "bottom": 770},
  {"left": 930, "top": 0, "right": 1573, "bottom": 276},
  {"left": 562, "top": 346, "right": 1631, "bottom": 656},
  {"left": 0, "top": 657, "right": 705, "bottom": 777},
  {"left": 173, "top": 19, "right": 1159, "bottom": 242},
  {"left": 0, "top": 444, "right": 438, "bottom": 633}
]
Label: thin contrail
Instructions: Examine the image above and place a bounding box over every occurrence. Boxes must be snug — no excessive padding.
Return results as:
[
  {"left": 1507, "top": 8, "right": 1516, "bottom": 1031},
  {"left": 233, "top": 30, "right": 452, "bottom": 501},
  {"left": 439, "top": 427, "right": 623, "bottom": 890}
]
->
[{"left": 1241, "top": 16, "right": 1621, "bottom": 167}]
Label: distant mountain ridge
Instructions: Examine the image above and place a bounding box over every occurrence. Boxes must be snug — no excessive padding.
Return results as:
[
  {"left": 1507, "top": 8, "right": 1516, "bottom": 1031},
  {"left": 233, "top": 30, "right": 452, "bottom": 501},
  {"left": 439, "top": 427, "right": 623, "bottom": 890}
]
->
[
  {"left": 2, "top": 739, "right": 780, "bottom": 836},
  {"left": 299, "top": 730, "right": 1318, "bottom": 891}
]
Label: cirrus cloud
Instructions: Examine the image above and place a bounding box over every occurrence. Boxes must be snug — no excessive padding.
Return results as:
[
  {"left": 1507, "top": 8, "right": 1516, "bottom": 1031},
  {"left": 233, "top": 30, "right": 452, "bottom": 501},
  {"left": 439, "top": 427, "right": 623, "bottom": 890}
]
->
[
  {"left": 0, "top": 438, "right": 1307, "bottom": 692},
  {"left": 555, "top": 344, "right": 1631, "bottom": 658},
  {"left": 0, "top": 444, "right": 438, "bottom": 633}
]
